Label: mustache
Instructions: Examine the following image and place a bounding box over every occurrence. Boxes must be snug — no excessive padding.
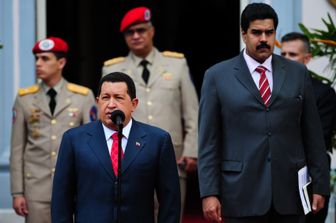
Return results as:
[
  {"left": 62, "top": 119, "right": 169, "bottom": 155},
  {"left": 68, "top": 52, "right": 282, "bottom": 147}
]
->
[{"left": 256, "top": 42, "right": 271, "bottom": 50}]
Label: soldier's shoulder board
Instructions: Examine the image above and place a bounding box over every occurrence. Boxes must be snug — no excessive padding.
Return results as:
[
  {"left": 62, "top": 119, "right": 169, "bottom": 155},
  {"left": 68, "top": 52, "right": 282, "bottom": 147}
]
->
[
  {"left": 67, "top": 83, "right": 90, "bottom": 95},
  {"left": 18, "top": 84, "right": 40, "bottom": 96},
  {"left": 162, "top": 51, "right": 184, "bottom": 59},
  {"left": 104, "top": 57, "right": 125, "bottom": 66}
]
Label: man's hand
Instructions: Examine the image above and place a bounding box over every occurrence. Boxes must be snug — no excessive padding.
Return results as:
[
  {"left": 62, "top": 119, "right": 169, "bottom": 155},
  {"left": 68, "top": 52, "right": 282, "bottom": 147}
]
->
[
  {"left": 177, "top": 157, "right": 197, "bottom": 172},
  {"left": 13, "top": 196, "right": 28, "bottom": 216},
  {"left": 202, "top": 196, "right": 222, "bottom": 223},
  {"left": 311, "top": 194, "right": 325, "bottom": 213}
]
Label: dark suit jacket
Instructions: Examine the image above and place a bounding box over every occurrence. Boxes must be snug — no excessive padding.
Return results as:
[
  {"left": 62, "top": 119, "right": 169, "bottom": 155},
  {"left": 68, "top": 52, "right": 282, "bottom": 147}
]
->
[
  {"left": 198, "top": 53, "right": 330, "bottom": 217},
  {"left": 51, "top": 119, "right": 180, "bottom": 223},
  {"left": 310, "top": 74, "right": 336, "bottom": 152}
]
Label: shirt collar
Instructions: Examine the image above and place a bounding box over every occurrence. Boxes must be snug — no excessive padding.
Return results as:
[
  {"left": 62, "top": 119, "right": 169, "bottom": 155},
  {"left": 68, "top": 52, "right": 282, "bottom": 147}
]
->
[
  {"left": 102, "top": 118, "right": 133, "bottom": 141},
  {"left": 42, "top": 78, "right": 65, "bottom": 95},
  {"left": 243, "top": 49, "right": 273, "bottom": 73},
  {"left": 130, "top": 48, "right": 156, "bottom": 66}
]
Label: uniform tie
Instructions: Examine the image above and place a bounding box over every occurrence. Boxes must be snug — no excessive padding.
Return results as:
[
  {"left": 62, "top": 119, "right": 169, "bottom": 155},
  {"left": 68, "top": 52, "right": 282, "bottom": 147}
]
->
[
  {"left": 111, "top": 133, "right": 124, "bottom": 176},
  {"left": 255, "top": 66, "right": 271, "bottom": 106},
  {"left": 140, "top": 60, "right": 150, "bottom": 84},
  {"left": 47, "top": 88, "right": 57, "bottom": 115}
]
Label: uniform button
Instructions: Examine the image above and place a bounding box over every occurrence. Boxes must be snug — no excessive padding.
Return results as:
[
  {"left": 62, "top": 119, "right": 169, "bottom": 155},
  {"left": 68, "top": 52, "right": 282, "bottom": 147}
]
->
[
  {"left": 147, "top": 101, "right": 152, "bottom": 106},
  {"left": 266, "top": 108, "right": 270, "bottom": 112},
  {"left": 51, "top": 119, "right": 57, "bottom": 124},
  {"left": 69, "top": 122, "right": 74, "bottom": 127},
  {"left": 51, "top": 168, "right": 55, "bottom": 173},
  {"left": 267, "top": 157, "right": 271, "bottom": 162},
  {"left": 268, "top": 132, "right": 272, "bottom": 136},
  {"left": 148, "top": 115, "right": 153, "bottom": 120},
  {"left": 51, "top": 151, "right": 56, "bottom": 156},
  {"left": 146, "top": 88, "right": 150, "bottom": 92},
  {"left": 26, "top": 173, "right": 31, "bottom": 177},
  {"left": 51, "top": 135, "right": 57, "bottom": 140}
]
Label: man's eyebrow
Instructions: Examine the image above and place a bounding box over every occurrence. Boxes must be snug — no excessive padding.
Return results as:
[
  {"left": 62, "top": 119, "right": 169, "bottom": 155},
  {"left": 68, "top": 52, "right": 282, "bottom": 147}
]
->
[{"left": 251, "top": 28, "right": 274, "bottom": 32}]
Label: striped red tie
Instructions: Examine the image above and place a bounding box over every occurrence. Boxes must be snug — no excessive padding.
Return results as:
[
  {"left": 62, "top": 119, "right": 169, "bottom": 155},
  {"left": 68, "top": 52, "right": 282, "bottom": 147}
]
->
[
  {"left": 111, "top": 133, "right": 124, "bottom": 176},
  {"left": 255, "top": 66, "right": 271, "bottom": 106}
]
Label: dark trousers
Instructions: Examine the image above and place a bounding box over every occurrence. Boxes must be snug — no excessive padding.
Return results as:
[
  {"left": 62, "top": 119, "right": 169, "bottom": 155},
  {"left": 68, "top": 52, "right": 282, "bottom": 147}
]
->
[
  {"left": 305, "top": 153, "right": 331, "bottom": 223},
  {"left": 224, "top": 206, "right": 304, "bottom": 223}
]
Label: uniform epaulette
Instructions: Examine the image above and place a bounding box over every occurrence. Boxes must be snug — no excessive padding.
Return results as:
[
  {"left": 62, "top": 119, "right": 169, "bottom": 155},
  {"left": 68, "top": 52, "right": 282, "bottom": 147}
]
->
[
  {"left": 162, "top": 51, "right": 184, "bottom": 59},
  {"left": 67, "top": 83, "right": 89, "bottom": 95},
  {"left": 104, "top": 57, "right": 125, "bottom": 66},
  {"left": 18, "top": 85, "right": 40, "bottom": 96}
]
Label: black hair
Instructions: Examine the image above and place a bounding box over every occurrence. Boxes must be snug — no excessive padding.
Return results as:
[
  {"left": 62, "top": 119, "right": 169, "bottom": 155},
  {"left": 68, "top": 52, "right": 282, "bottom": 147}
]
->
[
  {"left": 241, "top": 3, "right": 278, "bottom": 33},
  {"left": 53, "top": 51, "right": 67, "bottom": 60},
  {"left": 281, "top": 32, "right": 311, "bottom": 53},
  {"left": 97, "top": 72, "right": 136, "bottom": 99}
]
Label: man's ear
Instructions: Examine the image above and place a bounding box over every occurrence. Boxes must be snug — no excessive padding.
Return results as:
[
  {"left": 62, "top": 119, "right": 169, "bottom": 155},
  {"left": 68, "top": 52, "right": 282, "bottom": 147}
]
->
[
  {"left": 58, "top": 57, "right": 67, "bottom": 69},
  {"left": 131, "top": 98, "right": 139, "bottom": 112},
  {"left": 241, "top": 29, "right": 247, "bottom": 43},
  {"left": 304, "top": 53, "right": 312, "bottom": 65},
  {"left": 149, "top": 26, "right": 155, "bottom": 38}
]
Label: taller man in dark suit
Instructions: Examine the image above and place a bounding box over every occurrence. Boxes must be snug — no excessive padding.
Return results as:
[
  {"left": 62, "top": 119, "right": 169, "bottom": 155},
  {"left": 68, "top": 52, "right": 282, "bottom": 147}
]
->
[
  {"left": 281, "top": 32, "right": 336, "bottom": 223},
  {"left": 198, "top": 3, "right": 330, "bottom": 223},
  {"left": 51, "top": 72, "right": 180, "bottom": 223}
]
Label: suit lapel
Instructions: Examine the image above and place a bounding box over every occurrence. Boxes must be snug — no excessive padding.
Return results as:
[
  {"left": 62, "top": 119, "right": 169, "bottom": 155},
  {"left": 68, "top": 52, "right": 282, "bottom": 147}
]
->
[
  {"left": 32, "top": 86, "right": 51, "bottom": 116},
  {"left": 147, "top": 49, "right": 165, "bottom": 87},
  {"left": 87, "top": 121, "right": 115, "bottom": 180},
  {"left": 86, "top": 120, "right": 147, "bottom": 178},
  {"left": 53, "top": 82, "right": 72, "bottom": 116},
  {"left": 234, "top": 53, "right": 287, "bottom": 107},
  {"left": 269, "top": 55, "right": 286, "bottom": 106},
  {"left": 122, "top": 120, "right": 146, "bottom": 174},
  {"left": 122, "top": 49, "right": 165, "bottom": 87},
  {"left": 234, "top": 54, "right": 265, "bottom": 105},
  {"left": 122, "top": 57, "right": 147, "bottom": 87}
]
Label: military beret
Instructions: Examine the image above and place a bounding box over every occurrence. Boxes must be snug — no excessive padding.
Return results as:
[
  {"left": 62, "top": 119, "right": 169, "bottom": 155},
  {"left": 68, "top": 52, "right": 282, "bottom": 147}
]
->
[
  {"left": 120, "top": 7, "right": 151, "bottom": 33},
  {"left": 32, "top": 37, "right": 68, "bottom": 54}
]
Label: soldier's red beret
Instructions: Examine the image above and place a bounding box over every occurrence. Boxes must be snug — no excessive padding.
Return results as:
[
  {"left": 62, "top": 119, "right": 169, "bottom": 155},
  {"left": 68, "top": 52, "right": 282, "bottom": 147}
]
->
[
  {"left": 32, "top": 37, "right": 68, "bottom": 54},
  {"left": 120, "top": 7, "right": 151, "bottom": 33}
]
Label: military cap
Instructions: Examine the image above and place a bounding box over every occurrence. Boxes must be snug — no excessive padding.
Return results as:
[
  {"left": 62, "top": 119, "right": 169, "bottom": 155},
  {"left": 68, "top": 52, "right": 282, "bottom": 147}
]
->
[
  {"left": 120, "top": 6, "right": 151, "bottom": 33},
  {"left": 32, "top": 37, "right": 68, "bottom": 54}
]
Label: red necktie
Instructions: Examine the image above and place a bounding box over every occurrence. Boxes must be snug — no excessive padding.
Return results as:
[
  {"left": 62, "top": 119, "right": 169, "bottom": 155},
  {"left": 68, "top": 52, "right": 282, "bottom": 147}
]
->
[
  {"left": 255, "top": 66, "right": 271, "bottom": 106},
  {"left": 111, "top": 133, "right": 124, "bottom": 176}
]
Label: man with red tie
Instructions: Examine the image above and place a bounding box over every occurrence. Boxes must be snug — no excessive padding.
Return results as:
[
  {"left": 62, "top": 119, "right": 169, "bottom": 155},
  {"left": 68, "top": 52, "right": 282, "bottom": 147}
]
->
[
  {"left": 51, "top": 72, "right": 181, "bottom": 223},
  {"left": 198, "top": 3, "right": 329, "bottom": 223},
  {"left": 102, "top": 8, "right": 199, "bottom": 221}
]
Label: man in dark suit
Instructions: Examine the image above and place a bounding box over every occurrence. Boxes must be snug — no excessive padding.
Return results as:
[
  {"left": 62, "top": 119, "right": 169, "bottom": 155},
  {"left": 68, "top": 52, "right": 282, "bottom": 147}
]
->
[
  {"left": 198, "top": 3, "right": 330, "bottom": 223},
  {"left": 51, "top": 72, "right": 180, "bottom": 223},
  {"left": 281, "top": 32, "right": 336, "bottom": 223}
]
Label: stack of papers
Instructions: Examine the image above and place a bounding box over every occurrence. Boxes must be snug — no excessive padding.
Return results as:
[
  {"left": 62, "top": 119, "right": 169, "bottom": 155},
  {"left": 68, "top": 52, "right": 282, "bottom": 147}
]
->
[{"left": 298, "top": 166, "right": 312, "bottom": 215}]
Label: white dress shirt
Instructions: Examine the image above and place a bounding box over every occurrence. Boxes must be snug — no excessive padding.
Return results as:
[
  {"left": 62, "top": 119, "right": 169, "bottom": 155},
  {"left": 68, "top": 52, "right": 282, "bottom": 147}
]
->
[
  {"left": 243, "top": 49, "right": 273, "bottom": 91},
  {"left": 102, "top": 118, "right": 133, "bottom": 154}
]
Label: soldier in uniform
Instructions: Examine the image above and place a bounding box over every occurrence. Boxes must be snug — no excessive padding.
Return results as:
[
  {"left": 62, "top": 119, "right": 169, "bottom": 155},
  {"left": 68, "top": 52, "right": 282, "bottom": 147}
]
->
[
  {"left": 102, "top": 6, "right": 199, "bottom": 221},
  {"left": 10, "top": 37, "right": 97, "bottom": 223}
]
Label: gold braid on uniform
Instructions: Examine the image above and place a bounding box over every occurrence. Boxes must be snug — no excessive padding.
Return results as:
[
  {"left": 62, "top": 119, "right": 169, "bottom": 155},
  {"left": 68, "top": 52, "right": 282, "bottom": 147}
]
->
[
  {"left": 67, "top": 83, "right": 89, "bottom": 95},
  {"left": 104, "top": 57, "right": 125, "bottom": 66},
  {"left": 162, "top": 51, "right": 185, "bottom": 59},
  {"left": 18, "top": 85, "right": 40, "bottom": 96}
]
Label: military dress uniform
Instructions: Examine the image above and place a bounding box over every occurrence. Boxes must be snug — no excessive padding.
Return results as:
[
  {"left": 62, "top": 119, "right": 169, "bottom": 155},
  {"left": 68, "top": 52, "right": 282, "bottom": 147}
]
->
[
  {"left": 10, "top": 78, "right": 97, "bottom": 223},
  {"left": 102, "top": 48, "right": 199, "bottom": 210}
]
